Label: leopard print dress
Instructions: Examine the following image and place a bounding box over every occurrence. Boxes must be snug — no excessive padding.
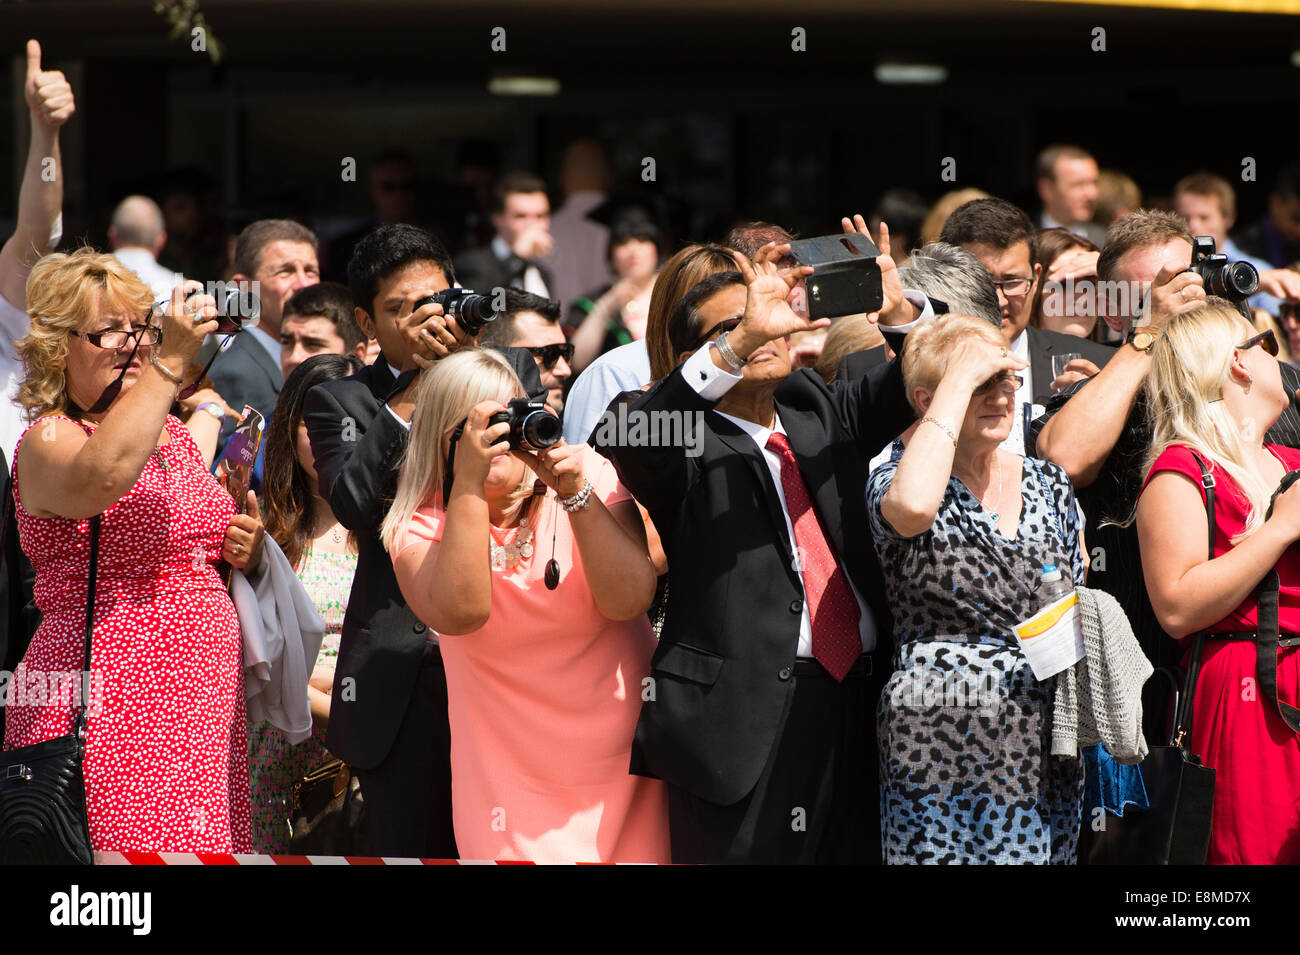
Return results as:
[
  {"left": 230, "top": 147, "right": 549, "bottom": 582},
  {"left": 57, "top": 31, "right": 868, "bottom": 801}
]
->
[{"left": 866, "top": 442, "right": 1085, "bottom": 864}]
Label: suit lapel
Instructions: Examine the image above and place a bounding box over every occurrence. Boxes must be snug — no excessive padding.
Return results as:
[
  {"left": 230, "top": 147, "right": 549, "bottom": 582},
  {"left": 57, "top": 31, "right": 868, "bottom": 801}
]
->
[
  {"left": 1027, "top": 327, "right": 1055, "bottom": 405},
  {"left": 240, "top": 331, "right": 284, "bottom": 394},
  {"left": 710, "top": 413, "right": 796, "bottom": 568}
]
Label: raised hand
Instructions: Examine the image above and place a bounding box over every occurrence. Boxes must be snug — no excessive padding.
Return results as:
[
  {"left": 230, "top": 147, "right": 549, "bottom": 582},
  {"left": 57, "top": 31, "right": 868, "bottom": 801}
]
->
[
  {"left": 513, "top": 437, "right": 587, "bottom": 499},
  {"left": 728, "top": 242, "right": 822, "bottom": 357},
  {"left": 24, "top": 40, "right": 75, "bottom": 129},
  {"left": 842, "top": 216, "right": 912, "bottom": 326},
  {"left": 1143, "top": 262, "right": 1205, "bottom": 331}
]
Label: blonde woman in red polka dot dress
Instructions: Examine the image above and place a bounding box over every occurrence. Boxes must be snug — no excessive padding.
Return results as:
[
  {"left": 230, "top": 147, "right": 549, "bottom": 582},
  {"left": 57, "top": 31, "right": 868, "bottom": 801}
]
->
[{"left": 3, "top": 250, "right": 264, "bottom": 853}]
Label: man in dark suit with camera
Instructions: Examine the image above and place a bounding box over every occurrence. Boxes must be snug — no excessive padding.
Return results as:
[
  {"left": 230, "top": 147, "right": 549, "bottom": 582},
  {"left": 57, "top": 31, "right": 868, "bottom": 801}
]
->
[
  {"left": 599, "top": 226, "right": 929, "bottom": 864},
  {"left": 303, "top": 224, "right": 542, "bottom": 858}
]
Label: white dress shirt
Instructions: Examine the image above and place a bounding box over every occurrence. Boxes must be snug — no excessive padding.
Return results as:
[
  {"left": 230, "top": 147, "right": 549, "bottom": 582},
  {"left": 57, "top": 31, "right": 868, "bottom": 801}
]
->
[
  {"left": 112, "top": 247, "right": 182, "bottom": 303},
  {"left": 679, "top": 344, "right": 878, "bottom": 657},
  {"left": 0, "top": 292, "right": 29, "bottom": 466},
  {"left": 491, "top": 236, "right": 550, "bottom": 298}
]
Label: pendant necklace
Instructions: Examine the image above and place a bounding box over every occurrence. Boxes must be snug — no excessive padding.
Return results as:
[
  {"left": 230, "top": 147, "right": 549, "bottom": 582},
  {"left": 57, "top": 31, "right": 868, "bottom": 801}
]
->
[{"left": 984, "top": 453, "right": 1003, "bottom": 522}]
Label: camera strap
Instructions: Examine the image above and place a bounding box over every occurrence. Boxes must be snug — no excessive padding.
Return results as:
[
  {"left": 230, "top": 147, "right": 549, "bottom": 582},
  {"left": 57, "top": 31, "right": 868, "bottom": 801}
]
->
[{"left": 1259, "top": 468, "right": 1300, "bottom": 735}]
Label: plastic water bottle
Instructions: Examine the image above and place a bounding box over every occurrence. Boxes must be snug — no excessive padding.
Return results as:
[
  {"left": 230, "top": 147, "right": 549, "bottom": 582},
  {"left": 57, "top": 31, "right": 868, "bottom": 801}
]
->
[{"left": 1040, "top": 562, "right": 1074, "bottom": 605}]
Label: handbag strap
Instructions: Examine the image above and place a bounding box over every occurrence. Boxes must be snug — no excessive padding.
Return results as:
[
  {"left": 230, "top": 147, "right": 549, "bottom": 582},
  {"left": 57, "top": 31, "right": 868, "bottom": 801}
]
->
[
  {"left": 72, "top": 515, "right": 100, "bottom": 740},
  {"left": 1257, "top": 469, "right": 1300, "bottom": 734},
  {"left": 1169, "top": 454, "right": 1214, "bottom": 748}
]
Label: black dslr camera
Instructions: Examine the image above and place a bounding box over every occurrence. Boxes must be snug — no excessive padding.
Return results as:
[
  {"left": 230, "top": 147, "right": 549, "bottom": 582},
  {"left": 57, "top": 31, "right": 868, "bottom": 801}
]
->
[
  {"left": 1188, "top": 236, "right": 1259, "bottom": 303},
  {"left": 183, "top": 283, "right": 260, "bottom": 335},
  {"left": 414, "top": 288, "right": 499, "bottom": 336},
  {"left": 788, "top": 233, "right": 884, "bottom": 319},
  {"left": 444, "top": 398, "right": 561, "bottom": 503},
  {"left": 488, "top": 397, "right": 562, "bottom": 452}
]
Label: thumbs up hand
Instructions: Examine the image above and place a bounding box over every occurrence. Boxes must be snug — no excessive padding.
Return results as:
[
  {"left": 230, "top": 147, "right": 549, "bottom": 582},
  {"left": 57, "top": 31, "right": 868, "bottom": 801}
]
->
[{"left": 24, "top": 40, "right": 76, "bottom": 129}]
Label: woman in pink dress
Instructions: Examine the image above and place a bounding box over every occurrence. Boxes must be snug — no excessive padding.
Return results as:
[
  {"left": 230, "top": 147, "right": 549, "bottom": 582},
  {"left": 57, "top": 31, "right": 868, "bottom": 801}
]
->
[
  {"left": 4, "top": 250, "right": 264, "bottom": 853},
  {"left": 383, "top": 347, "right": 668, "bottom": 863}
]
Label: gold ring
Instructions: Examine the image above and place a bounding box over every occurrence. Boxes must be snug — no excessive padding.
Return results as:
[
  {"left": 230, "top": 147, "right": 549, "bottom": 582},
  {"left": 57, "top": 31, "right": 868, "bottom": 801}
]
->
[{"left": 1000, "top": 346, "right": 1008, "bottom": 357}]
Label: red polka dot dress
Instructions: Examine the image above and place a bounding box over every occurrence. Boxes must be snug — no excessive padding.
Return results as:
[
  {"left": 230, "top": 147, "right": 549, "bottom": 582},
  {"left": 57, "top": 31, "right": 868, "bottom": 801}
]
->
[{"left": 3, "top": 414, "right": 252, "bottom": 853}]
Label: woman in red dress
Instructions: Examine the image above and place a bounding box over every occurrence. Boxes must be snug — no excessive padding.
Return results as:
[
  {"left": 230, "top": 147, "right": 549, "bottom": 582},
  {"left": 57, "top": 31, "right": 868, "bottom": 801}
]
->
[
  {"left": 1137, "top": 299, "right": 1300, "bottom": 864},
  {"left": 3, "top": 250, "right": 264, "bottom": 853}
]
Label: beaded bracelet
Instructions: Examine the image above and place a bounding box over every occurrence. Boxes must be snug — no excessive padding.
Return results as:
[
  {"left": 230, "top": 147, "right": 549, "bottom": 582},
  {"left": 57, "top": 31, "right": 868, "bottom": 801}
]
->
[{"left": 560, "top": 479, "right": 594, "bottom": 512}]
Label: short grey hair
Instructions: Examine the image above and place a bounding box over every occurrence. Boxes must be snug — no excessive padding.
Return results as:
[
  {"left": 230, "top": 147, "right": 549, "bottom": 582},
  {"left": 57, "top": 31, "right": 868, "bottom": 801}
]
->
[
  {"left": 109, "top": 195, "right": 165, "bottom": 248},
  {"left": 897, "top": 242, "right": 1001, "bottom": 329}
]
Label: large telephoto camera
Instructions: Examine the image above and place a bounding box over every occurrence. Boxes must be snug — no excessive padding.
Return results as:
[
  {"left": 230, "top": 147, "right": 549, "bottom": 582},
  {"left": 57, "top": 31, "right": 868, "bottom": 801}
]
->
[
  {"left": 414, "top": 288, "right": 500, "bottom": 336},
  {"left": 1189, "top": 236, "right": 1259, "bottom": 303}
]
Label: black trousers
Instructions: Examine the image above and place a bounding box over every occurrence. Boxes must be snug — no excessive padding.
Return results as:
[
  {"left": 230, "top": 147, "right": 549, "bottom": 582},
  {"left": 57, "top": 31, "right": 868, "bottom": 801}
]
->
[
  {"left": 668, "top": 654, "right": 885, "bottom": 865},
  {"left": 354, "top": 642, "right": 457, "bottom": 859}
]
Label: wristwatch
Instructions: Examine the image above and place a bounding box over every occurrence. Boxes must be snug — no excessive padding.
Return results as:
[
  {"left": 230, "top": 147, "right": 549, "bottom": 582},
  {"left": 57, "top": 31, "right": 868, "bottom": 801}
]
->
[
  {"left": 195, "top": 401, "right": 225, "bottom": 422},
  {"left": 1126, "top": 325, "right": 1158, "bottom": 352}
]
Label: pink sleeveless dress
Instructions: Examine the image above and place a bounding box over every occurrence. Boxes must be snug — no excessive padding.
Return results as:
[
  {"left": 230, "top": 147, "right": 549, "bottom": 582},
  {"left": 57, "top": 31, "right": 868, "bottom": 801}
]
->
[{"left": 3, "top": 414, "right": 252, "bottom": 853}]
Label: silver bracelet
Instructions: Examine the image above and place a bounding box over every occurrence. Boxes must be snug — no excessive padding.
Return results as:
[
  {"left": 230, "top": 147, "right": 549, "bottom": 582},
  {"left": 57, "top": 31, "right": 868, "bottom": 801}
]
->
[
  {"left": 713, "top": 331, "right": 748, "bottom": 370},
  {"left": 560, "top": 479, "right": 594, "bottom": 512},
  {"left": 196, "top": 401, "right": 225, "bottom": 422}
]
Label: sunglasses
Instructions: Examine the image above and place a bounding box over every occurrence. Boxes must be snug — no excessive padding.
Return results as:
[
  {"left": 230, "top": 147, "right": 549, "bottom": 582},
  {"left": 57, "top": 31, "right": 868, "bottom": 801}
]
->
[
  {"left": 693, "top": 316, "right": 743, "bottom": 350},
  {"left": 1237, "top": 329, "right": 1279, "bottom": 357},
  {"left": 1278, "top": 302, "right": 1300, "bottom": 323},
  {"left": 526, "top": 343, "right": 575, "bottom": 369}
]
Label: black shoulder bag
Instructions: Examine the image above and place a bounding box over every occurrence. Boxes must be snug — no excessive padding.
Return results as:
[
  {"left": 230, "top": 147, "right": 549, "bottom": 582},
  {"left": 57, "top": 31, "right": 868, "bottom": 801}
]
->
[
  {"left": 0, "top": 516, "right": 100, "bottom": 865},
  {"left": 1089, "top": 454, "right": 1216, "bottom": 865}
]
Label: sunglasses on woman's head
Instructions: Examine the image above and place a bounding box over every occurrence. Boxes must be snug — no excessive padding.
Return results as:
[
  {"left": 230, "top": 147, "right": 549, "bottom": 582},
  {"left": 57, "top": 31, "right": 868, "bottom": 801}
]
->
[{"left": 1237, "top": 328, "right": 1279, "bottom": 357}]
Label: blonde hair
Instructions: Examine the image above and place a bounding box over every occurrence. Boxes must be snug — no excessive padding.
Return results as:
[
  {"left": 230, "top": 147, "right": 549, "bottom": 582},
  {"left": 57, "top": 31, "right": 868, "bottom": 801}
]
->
[
  {"left": 380, "top": 348, "right": 528, "bottom": 554},
  {"left": 901, "top": 313, "right": 1007, "bottom": 414},
  {"left": 920, "top": 188, "right": 990, "bottom": 246},
  {"left": 18, "top": 247, "right": 154, "bottom": 422},
  {"left": 1142, "top": 298, "right": 1274, "bottom": 542},
  {"left": 814, "top": 316, "right": 885, "bottom": 384}
]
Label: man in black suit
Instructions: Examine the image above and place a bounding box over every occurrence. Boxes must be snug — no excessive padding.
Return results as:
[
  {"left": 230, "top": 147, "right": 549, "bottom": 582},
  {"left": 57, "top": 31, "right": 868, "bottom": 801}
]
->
[
  {"left": 303, "top": 224, "right": 543, "bottom": 858},
  {"left": 208, "top": 219, "right": 321, "bottom": 441},
  {"left": 453, "top": 172, "right": 554, "bottom": 301},
  {"left": 598, "top": 235, "right": 930, "bottom": 864},
  {"left": 940, "top": 198, "right": 1114, "bottom": 416}
]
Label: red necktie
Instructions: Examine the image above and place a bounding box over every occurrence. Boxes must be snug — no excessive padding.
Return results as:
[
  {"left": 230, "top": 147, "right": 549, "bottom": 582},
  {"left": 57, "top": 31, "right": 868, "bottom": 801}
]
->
[{"left": 765, "top": 432, "right": 861, "bottom": 681}]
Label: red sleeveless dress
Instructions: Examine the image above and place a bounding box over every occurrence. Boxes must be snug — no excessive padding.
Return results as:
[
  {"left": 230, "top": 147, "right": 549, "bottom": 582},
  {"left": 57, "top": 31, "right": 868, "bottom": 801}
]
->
[{"left": 3, "top": 414, "right": 252, "bottom": 853}]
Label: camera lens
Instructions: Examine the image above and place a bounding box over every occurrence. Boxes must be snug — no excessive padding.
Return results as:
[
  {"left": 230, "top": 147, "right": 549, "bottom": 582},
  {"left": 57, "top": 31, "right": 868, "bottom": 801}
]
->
[
  {"left": 1223, "top": 262, "right": 1259, "bottom": 300},
  {"left": 454, "top": 293, "right": 499, "bottom": 336},
  {"left": 518, "top": 410, "right": 562, "bottom": 451}
]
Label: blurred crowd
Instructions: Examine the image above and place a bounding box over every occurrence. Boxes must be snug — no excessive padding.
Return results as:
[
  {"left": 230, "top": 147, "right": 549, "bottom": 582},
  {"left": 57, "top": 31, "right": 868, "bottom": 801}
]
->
[{"left": 5, "top": 36, "right": 1300, "bottom": 866}]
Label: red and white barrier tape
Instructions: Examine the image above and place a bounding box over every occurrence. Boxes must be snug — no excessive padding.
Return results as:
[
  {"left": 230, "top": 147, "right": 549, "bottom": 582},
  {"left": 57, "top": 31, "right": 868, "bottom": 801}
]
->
[{"left": 94, "top": 851, "right": 627, "bottom": 865}]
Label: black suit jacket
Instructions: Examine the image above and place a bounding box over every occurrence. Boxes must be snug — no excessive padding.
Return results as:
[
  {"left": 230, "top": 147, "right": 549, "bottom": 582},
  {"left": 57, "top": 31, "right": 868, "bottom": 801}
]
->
[
  {"left": 599, "top": 357, "right": 914, "bottom": 806},
  {"left": 453, "top": 245, "right": 554, "bottom": 299},
  {"left": 1025, "top": 327, "right": 1114, "bottom": 407},
  {"left": 208, "top": 330, "right": 283, "bottom": 443},
  {"left": 303, "top": 350, "right": 545, "bottom": 769}
]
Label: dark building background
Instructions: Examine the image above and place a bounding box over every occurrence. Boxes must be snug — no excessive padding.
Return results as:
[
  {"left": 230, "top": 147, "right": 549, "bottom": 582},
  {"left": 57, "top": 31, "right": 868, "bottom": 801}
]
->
[{"left": 3, "top": 0, "right": 1299, "bottom": 261}]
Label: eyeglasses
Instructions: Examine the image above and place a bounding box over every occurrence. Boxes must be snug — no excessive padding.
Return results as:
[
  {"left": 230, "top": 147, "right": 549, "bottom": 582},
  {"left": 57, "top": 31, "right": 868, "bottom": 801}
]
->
[
  {"left": 1279, "top": 302, "right": 1300, "bottom": 324},
  {"left": 73, "top": 324, "right": 161, "bottom": 349},
  {"left": 1237, "top": 328, "right": 1279, "bottom": 357},
  {"left": 992, "top": 277, "right": 1034, "bottom": 298},
  {"left": 526, "top": 342, "right": 575, "bottom": 369},
  {"left": 973, "top": 372, "right": 1024, "bottom": 396},
  {"left": 693, "top": 317, "right": 743, "bottom": 350}
]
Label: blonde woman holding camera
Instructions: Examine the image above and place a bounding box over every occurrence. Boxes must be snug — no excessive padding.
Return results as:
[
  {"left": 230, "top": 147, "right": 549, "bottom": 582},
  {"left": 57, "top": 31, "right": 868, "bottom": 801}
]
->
[{"left": 382, "top": 347, "right": 667, "bottom": 863}]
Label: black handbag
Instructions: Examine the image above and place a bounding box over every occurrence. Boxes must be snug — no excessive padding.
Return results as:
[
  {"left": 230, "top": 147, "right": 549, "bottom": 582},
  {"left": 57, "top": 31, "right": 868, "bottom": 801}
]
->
[
  {"left": 0, "top": 516, "right": 100, "bottom": 865},
  {"left": 1088, "top": 455, "right": 1217, "bottom": 865},
  {"left": 288, "top": 757, "right": 365, "bottom": 855}
]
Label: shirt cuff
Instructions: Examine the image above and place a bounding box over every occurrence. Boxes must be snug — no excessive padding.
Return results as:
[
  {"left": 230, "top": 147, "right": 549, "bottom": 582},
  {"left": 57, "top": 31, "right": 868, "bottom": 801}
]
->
[
  {"left": 877, "top": 290, "right": 933, "bottom": 334},
  {"left": 682, "top": 342, "right": 743, "bottom": 402},
  {"left": 385, "top": 403, "right": 411, "bottom": 430}
]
